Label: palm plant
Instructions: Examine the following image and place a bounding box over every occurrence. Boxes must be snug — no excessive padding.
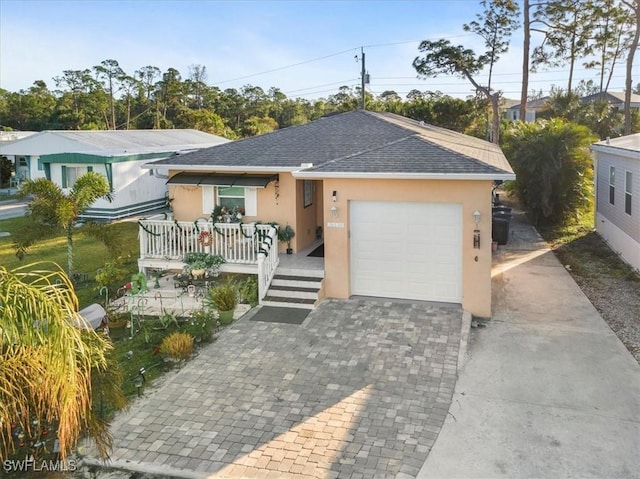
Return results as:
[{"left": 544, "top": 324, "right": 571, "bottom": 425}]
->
[
  {"left": 0, "top": 262, "right": 122, "bottom": 461},
  {"left": 14, "top": 172, "right": 112, "bottom": 277}
]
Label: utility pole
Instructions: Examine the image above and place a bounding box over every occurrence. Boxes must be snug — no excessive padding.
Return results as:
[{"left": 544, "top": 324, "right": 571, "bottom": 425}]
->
[{"left": 360, "top": 47, "right": 366, "bottom": 111}]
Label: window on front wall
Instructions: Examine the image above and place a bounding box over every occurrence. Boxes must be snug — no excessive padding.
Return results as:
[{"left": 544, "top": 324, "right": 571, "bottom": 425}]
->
[
  {"left": 609, "top": 166, "right": 615, "bottom": 205},
  {"left": 61, "top": 166, "right": 87, "bottom": 188},
  {"left": 625, "top": 171, "right": 632, "bottom": 215},
  {"left": 217, "top": 186, "right": 245, "bottom": 209}
]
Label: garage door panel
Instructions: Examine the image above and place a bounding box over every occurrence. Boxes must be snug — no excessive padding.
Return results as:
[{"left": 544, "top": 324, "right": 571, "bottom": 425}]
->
[{"left": 350, "top": 201, "right": 461, "bottom": 303}]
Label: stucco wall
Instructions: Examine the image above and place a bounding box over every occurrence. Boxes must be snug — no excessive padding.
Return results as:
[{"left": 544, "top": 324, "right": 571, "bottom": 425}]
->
[
  {"left": 321, "top": 178, "right": 494, "bottom": 318},
  {"left": 169, "top": 171, "right": 306, "bottom": 253}
]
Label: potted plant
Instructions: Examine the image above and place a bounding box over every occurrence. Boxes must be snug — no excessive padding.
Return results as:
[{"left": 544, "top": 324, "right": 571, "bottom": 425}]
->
[
  {"left": 278, "top": 224, "right": 295, "bottom": 254},
  {"left": 206, "top": 281, "right": 238, "bottom": 325},
  {"left": 188, "top": 260, "right": 207, "bottom": 279},
  {"left": 184, "top": 252, "right": 225, "bottom": 278},
  {"left": 204, "top": 254, "right": 225, "bottom": 277}
]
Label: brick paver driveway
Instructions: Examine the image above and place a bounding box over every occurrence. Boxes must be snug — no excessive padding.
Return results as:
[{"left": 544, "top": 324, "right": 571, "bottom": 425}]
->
[{"left": 100, "top": 299, "right": 462, "bottom": 478}]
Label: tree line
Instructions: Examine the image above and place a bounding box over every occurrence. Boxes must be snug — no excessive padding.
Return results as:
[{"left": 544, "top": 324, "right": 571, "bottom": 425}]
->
[
  {"left": 0, "top": 0, "right": 637, "bottom": 144},
  {"left": 0, "top": 61, "right": 495, "bottom": 139}
]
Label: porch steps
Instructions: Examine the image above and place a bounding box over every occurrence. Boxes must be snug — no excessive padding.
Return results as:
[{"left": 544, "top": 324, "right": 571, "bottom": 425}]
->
[{"left": 262, "top": 272, "right": 323, "bottom": 310}]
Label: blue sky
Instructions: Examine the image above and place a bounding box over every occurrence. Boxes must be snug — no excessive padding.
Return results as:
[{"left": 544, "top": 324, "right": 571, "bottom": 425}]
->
[{"left": 1, "top": 0, "right": 636, "bottom": 101}]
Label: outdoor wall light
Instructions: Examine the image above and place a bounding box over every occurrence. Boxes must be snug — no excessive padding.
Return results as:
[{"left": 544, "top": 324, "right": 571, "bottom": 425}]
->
[
  {"left": 473, "top": 210, "right": 481, "bottom": 249},
  {"left": 331, "top": 206, "right": 338, "bottom": 217},
  {"left": 332, "top": 190, "right": 338, "bottom": 202}
]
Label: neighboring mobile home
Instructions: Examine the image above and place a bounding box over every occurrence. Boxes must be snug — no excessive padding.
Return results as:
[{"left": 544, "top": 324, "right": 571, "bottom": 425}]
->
[
  {"left": 0, "top": 129, "right": 229, "bottom": 219},
  {"left": 140, "top": 111, "right": 515, "bottom": 318},
  {"left": 592, "top": 134, "right": 640, "bottom": 271}
]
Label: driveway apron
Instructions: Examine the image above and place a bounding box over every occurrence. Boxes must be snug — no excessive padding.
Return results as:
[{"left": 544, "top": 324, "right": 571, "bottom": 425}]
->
[{"left": 94, "top": 299, "right": 462, "bottom": 478}]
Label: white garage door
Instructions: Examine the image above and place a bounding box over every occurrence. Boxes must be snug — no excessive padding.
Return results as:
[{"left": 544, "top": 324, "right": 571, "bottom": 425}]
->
[{"left": 350, "top": 201, "right": 462, "bottom": 303}]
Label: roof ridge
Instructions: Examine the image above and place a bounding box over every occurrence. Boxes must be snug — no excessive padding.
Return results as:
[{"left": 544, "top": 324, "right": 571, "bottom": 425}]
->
[{"left": 306, "top": 135, "right": 414, "bottom": 171}]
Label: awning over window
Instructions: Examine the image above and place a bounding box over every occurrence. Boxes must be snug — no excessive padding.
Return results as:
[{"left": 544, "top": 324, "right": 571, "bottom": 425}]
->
[{"left": 167, "top": 173, "right": 278, "bottom": 188}]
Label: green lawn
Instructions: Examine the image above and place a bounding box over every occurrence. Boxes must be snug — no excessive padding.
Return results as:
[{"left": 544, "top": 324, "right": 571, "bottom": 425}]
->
[
  {"left": 0, "top": 217, "right": 140, "bottom": 308},
  {"left": 537, "top": 212, "right": 639, "bottom": 281}
]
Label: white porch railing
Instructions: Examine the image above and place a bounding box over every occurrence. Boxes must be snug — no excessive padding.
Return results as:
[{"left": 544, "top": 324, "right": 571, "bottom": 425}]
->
[
  {"left": 257, "top": 226, "right": 280, "bottom": 303},
  {"left": 138, "top": 219, "right": 277, "bottom": 265}
]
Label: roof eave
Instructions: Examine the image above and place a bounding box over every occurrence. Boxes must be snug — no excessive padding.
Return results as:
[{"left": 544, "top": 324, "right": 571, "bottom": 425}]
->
[
  {"left": 591, "top": 143, "right": 640, "bottom": 159},
  {"left": 142, "top": 163, "right": 300, "bottom": 172},
  {"left": 292, "top": 171, "right": 516, "bottom": 181}
]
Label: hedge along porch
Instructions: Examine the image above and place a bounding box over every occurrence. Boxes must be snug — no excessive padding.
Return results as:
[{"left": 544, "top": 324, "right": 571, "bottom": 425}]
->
[{"left": 313, "top": 178, "right": 494, "bottom": 318}]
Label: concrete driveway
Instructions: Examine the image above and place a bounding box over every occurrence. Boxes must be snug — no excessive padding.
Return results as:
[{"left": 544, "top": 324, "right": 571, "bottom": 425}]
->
[
  {"left": 93, "top": 299, "right": 462, "bottom": 478},
  {"left": 418, "top": 211, "right": 640, "bottom": 479},
  {"left": 0, "top": 198, "right": 27, "bottom": 220}
]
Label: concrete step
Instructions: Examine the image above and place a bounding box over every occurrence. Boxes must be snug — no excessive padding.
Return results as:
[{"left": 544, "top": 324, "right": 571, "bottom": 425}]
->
[
  {"left": 267, "top": 284, "right": 319, "bottom": 300},
  {"left": 272, "top": 275, "right": 322, "bottom": 289},
  {"left": 262, "top": 296, "right": 315, "bottom": 310},
  {"left": 275, "top": 267, "right": 324, "bottom": 278}
]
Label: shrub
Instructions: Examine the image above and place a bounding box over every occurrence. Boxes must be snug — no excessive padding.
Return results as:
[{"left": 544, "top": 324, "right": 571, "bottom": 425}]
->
[
  {"left": 182, "top": 309, "right": 218, "bottom": 342},
  {"left": 501, "top": 119, "right": 596, "bottom": 226},
  {"left": 239, "top": 276, "right": 259, "bottom": 307},
  {"left": 159, "top": 332, "right": 194, "bottom": 360},
  {"left": 206, "top": 281, "right": 238, "bottom": 312}
]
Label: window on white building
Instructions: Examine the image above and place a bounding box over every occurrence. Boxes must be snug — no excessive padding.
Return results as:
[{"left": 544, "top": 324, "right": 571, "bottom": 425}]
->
[
  {"left": 625, "top": 171, "right": 632, "bottom": 215},
  {"left": 609, "top": 166, "right": 615, "bottom": 205}
]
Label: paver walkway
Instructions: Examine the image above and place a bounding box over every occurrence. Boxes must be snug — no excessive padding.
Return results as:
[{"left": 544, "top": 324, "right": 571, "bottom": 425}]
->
[{"left": 92, "top": 299, "right": 462, "bottom": 478}]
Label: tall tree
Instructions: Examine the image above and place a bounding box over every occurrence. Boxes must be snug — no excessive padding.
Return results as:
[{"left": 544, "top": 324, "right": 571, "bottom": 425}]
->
[
  {"left": 623, "top": 0, "right": 640, "bottom": 134},
  {"left": 187, "top": 64, "right": 208, "bottom": 109},
  {"left": 14, "top": 172, "right": 112, "bottom": 276},
  {"left": 463, "top": 0, "right": 520, "bottom": 93},
  {"left": 414, "top": 0, "right": 519, "bottom": 143},
  {"left": 0, "top": 262, "right": 122, "bottom": 460},
  {"left": 532, "top": 0, "right": 594, "bottom": 93},
  {"left": 414, "top": 40, "right": 501, "bottom": 143},
  {"left": 585, "top": 0, "right": 635, "bottom": 94},
  {"left": 94, "top": 59, "right": 125, "bottom": 130},
  {"left": 520, "top": 0, "right": 532, "bottom": 122}
]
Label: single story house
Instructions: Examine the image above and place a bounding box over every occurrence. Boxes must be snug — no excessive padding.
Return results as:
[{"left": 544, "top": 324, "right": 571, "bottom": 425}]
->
[
  {"left": 140, "top": 111, "right": 515, "bottom": 318},
  {"left": 504, "top": 97, "right": 550, "bottom": 123},
  {"left": 581, "top": 92, "right": 640, "bottom": 111},
  {"left": 592, "top": 134, "right": 640, "bottom": 271},
  {"left": 0, "top": 129, "right": 229, "bottom": 219}
]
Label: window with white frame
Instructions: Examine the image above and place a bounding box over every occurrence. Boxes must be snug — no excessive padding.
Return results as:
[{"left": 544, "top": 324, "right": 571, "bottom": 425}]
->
[
  {"left": 625, "top": 171, "right": 632, "bottom": 215},
  {"left": 217, "top": 186, "right": 245, "bottom": 209},
  {"left": 609, "top": 166, "right": 615, "bottom": 205}
]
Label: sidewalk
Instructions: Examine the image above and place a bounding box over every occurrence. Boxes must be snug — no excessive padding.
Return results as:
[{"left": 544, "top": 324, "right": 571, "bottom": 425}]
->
[{"left": 418, "top": 211, "right": 640, "bottom": 479}]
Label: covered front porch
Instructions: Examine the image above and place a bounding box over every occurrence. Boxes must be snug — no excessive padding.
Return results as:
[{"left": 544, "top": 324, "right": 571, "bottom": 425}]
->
[{"left": 137, "top": 215, "right": 324, "bottom": 303}]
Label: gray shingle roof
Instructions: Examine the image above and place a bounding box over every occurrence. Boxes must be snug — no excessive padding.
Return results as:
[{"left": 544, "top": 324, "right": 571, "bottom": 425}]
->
[{"left": 151, "top": 110, "right": 514, "bottom": 177}]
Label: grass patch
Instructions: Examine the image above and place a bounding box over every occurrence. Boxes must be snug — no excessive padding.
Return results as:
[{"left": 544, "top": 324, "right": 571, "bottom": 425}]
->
[
  {"left": 0, "top": 217, "right": 140, "bottom": 308},
  {"left": 0, "top": 192, "right": 21, "bottom": 201},
  {"left": 537, "top": 212, "right": 639, "bottom": 281}
]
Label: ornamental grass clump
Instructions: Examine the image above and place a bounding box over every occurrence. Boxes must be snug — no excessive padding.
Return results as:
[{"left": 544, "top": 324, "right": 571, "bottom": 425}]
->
[{"left": 159, "top": 332, "right": 194, "bottom": 360}]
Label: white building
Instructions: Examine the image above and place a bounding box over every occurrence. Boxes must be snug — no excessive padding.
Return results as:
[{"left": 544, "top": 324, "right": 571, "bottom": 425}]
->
[
  {"left": 592, "top": 134, "right": 640, "bottom": 271},
  {"left": 0, "top": 129, "right": 229, "bottom": 219}
]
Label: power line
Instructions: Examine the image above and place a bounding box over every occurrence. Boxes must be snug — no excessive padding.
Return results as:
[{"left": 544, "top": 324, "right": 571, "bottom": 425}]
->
[
  {"left": 212, "top": 48, "right": 359, "bottom": 85},
  {"left": 211, "top": 33, "right": 481, "bottom": 87},
  {"left": 283, "top": 79, "right": 359, "bottom": 96}
]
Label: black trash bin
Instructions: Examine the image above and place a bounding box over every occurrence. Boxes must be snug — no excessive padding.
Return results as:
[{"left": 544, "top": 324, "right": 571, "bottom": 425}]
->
[
  {"left": 492, "top": 205, "right": 512, "bottom": 215},
  {"left": 492, "top": 217, "right": 510, "bottom": 245},
  {"left": 492, "top": 210, "right": 512, "bottom": 223}
]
